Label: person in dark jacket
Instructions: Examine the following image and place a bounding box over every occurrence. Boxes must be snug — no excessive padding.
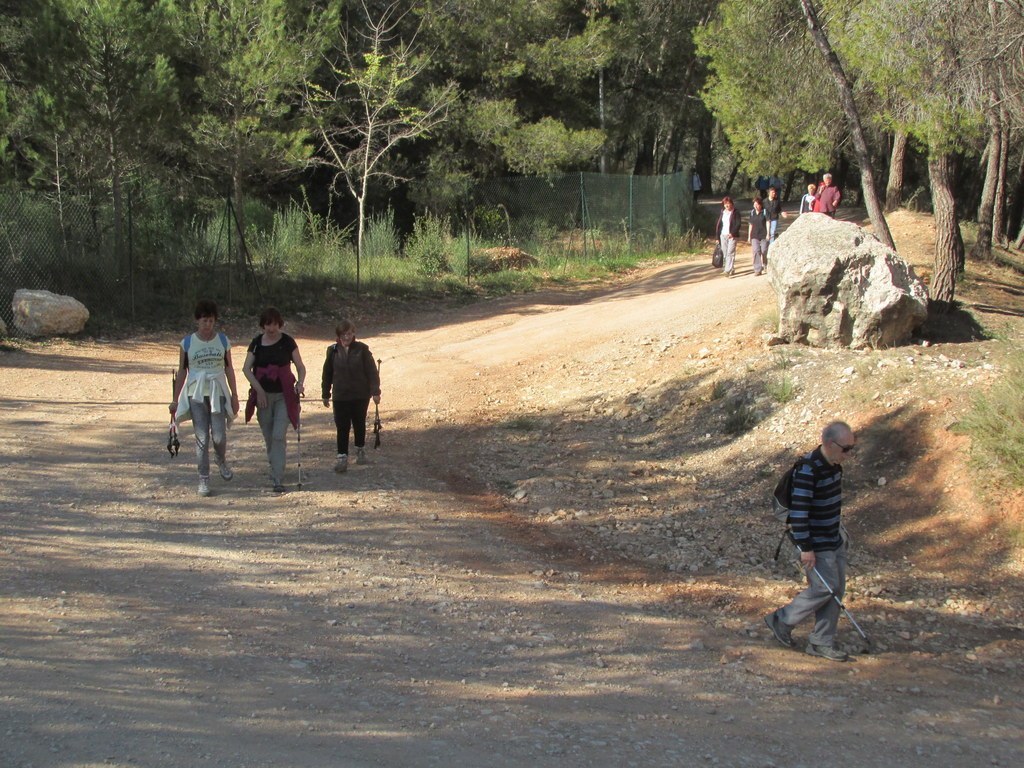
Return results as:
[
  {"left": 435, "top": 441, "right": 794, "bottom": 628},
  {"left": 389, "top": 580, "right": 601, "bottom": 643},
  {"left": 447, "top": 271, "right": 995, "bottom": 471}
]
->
[
  {"left": 321, "top": 320, "right": 381, "bottom": 472},
  {"left": 764, "top": 186, "right": 786, "bottom": 251},
  {"left": 714, "top": 196, "right": 742, "bottom": 277},
  {"left": 748, "top": 197, "right": 769, "bottom": 276}
]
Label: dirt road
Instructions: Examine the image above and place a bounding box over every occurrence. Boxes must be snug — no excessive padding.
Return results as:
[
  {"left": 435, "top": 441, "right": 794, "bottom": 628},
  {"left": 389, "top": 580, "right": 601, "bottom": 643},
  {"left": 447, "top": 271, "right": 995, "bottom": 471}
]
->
[{"left": 2, "top": 249, "right": 1022, "bottom": 768}]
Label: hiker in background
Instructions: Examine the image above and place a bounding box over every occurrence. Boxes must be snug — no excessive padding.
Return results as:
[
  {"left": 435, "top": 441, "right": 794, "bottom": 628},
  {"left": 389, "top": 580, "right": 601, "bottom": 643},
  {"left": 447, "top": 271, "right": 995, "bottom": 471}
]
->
[
  {"left": 243, "top": 307, "right": 306, "bottom": 493},
  {"left": 691, "top": 167, "right": 703, "bottom": 204},
  {"left": 815, "top": 173, "right": 842, "bottom": 217},
  {"left": 755, "top": 175, "right": 770, "bottom": 198},
  {"left": 715, "top": 196, "right": 742, "bottom": 277},
  {"left": 765, "top": 421, "right": 857, "bottom": 662},
  {"left": 748, "top": 197, "right": 769, "bottom": 277},
  {"left": 171, "top": 299, "right": 240, "bottom": 498},
  {"left": 764, "top": 186, "right": 786, "bottom": 251},
  {"left": 322, "top": 320, "right": 381, "bottom": 473},
  {"left": 799, "top": 183, "right": 818, "bottom": 215}
]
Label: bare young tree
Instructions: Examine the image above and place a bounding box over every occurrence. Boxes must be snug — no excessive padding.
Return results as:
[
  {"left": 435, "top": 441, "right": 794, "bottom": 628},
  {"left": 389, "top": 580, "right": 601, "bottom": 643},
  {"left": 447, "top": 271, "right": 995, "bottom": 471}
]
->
[{"left": 305, "top": 0, "right": 456, "bottom": 290}]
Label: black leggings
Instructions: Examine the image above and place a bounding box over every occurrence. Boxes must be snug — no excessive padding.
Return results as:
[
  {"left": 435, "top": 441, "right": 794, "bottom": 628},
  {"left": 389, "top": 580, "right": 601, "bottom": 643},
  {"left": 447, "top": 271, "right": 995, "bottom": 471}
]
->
[{"left": 332, "top": 398, "right": 370, "bottom": 455}]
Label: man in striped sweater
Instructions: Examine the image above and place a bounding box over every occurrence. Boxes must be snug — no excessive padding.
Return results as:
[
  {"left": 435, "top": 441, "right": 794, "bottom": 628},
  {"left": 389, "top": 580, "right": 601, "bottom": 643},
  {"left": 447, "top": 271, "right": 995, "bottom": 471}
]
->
[{"left": 765, "top": 421, "right": 857, "bottom": 661}]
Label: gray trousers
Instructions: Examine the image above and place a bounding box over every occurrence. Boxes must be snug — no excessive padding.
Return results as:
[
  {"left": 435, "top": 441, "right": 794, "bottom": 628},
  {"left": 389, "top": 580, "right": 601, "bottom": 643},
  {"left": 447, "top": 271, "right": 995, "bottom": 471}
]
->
[
  {"left": 256, "top": 392, "right": 290, "bottom": 486},
  {"left": 190, "top": 396, "right": 227, "bottom": 479},
  {"left": 720, "top": 234, "right": 737, "bottom": 273},
  {"left": 778, "top": 540, "right": 848, "bottom": 646},
  {"left": 751, "top": 238, "right": 768, "bottom": 273}
]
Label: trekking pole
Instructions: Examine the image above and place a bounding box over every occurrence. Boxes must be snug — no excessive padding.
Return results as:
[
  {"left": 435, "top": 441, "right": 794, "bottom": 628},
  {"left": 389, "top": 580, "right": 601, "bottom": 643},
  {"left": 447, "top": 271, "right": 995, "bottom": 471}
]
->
[
  {"left": 373, "top": 358, "right": 382, "bottom": 449},
  {"left": 799, "top": 553, "right": 873, "bottom": 651},
  {"left": 167, "top": 369, "right": 180, "bottom": 457},
  {"left": 296, "top": 406, "right": 303, "bottom": 489}
]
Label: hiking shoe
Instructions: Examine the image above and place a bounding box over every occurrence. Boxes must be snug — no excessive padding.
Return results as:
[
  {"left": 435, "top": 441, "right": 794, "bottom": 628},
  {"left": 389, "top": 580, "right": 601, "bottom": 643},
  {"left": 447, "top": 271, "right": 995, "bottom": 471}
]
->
[
  {"left": 355, "top": 447, "right": 367, "bottom": 465},
  {"left": 334, "top": 454, "right": 348, "bottom": 473},
  {"left": 764, "top": 611, "right": 793, "bottom": 648},
  {"left": 806, "top": 643, "right": 849, "bottom": 662},
  {"left": 217, "top": 461, "right": 233, "bottom": 481},
  {"left": 198, "top": 477, "right": 211, "bottom": 497},
  {"left": 272, "top": 484, "right": 286, "bottom": 494}
]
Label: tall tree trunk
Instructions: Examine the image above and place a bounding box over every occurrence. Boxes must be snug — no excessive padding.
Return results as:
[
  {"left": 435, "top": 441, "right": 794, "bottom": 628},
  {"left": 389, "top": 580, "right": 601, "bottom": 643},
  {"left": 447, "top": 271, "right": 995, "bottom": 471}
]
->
[
  {"left": 233, "top": 168, "right": 246, "bottom": 270},
  {"left": 928, "top": 152, "right": 964, "bottom": 312},
  {"left": 970, "top": 115, "right": 1001, "bottom": 262},
  {"left": 993, "top": 120, "right": 1010, "bottom": 246},
  {"left": 110, "top": 138, "right": 125, "bottom": 274},
  {"left": 1008, "top": 146, "right": 1024, "bottom": 244},
  {"left": 885, "top": 130, "right": 908, "bottom": 212},
  {"left": 799, "top": 0, "right": 895, "bottom": 249}
]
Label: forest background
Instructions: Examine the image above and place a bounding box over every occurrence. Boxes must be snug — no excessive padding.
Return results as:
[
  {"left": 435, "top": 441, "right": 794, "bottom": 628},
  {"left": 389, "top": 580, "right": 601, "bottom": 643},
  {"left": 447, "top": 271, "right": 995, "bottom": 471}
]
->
[{"left": 1, "top": 0, "right": 1023, "bottom": 328}]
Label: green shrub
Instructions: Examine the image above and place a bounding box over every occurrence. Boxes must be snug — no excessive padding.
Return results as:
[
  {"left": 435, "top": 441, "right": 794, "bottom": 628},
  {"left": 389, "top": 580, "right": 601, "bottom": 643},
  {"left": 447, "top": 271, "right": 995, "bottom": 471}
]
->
[
  {"left": 362, "top": 210, "right": 401, "bottom": 262},
  {"left": 406, "top": 213, "right": 452, "bottom": 276},
  {"left": 765, "top": 375, "right": 796, "bottom": 403},
  {"left": 957, "top": 351, "right": 1024, "bottom": 487},
  {"left": 723, "top": 398, "right": 759, "bottom": 435}
]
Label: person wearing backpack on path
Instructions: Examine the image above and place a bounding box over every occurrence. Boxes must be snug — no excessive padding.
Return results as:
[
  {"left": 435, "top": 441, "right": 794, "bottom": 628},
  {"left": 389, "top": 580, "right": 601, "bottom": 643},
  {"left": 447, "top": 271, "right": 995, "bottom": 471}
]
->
[
  {"left": 321, "top": 320, "right": 381, "bottom": 473},
  {"left": 242, "top": 307, "right": 307, "bottom": 494},
  {"left": 765, "top": 421, "right": 857, "bottom": 661},
  {"left": 171, "top": 299, "right": 241, "bottom": 498},
  {"left": 748, "top": 197, "right": 769, "bottom": 277}
]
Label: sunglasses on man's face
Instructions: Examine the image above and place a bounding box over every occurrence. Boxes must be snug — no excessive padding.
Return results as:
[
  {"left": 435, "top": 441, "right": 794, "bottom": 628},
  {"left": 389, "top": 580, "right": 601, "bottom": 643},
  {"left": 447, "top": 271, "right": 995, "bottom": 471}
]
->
[{"left": 833, "top": 440, "right": 857, "bottom": 454}]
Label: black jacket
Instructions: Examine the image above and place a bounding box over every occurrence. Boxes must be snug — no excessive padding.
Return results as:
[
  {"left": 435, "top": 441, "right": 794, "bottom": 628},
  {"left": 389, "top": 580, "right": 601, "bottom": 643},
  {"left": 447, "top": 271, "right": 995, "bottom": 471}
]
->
[
  {"left": 715, "top": 207, "right": 742, "bottom": 239},
  {"left": 321, "top": 341, "right": 381, "bottom": 401}
]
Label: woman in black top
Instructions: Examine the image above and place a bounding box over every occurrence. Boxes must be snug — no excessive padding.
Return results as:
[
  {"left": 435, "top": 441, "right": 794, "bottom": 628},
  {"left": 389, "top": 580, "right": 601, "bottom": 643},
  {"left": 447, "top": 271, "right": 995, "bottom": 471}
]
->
[{"left": 242, "top": 307, "right": 306, "bottom": 493}]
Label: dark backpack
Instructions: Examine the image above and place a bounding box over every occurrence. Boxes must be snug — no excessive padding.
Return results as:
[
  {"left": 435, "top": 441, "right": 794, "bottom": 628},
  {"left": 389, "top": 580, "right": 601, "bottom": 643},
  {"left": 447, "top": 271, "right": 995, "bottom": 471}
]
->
[{"left": 770, "top": 459, "right": 807, "bottom": 523}]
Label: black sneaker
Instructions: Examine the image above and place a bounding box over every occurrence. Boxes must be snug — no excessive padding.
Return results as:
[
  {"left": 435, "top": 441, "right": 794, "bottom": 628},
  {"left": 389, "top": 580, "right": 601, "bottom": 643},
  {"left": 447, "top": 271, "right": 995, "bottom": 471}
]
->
[
  {"left": 764, "top": 611, "right": 793, "bottom": 648},
  {"left": 805, "top": 643, "right": 849, "bottom": 662},
  {"left": 272, "top": 484, "right": 286, "bottom": 494}
]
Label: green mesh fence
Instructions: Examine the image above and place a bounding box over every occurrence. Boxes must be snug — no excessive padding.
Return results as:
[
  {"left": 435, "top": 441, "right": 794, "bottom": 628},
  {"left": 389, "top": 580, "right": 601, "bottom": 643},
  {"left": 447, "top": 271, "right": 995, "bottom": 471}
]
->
[
  {"left": 461, "top": 172, "right": 694, "bottom": 274},
  {"left": 1, "top": 172, "right": 693, "bottom": 335}
]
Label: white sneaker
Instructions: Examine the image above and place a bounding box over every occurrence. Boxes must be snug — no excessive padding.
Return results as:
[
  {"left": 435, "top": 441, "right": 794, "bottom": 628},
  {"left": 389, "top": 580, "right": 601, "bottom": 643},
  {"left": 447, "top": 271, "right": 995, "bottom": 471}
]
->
[
  {"left": 198, "top": 477, "right": 211, "bottom": 497},
  {"left": 217, "top": 461, "right": 233, "bottom": 481},
  {"left": 334, "top": 454, "right": 348, "bottom": 473}
]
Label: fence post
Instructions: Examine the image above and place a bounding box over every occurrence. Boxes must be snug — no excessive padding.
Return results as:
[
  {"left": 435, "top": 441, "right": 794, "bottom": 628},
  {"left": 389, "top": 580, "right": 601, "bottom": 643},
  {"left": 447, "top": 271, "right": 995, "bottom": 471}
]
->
[
  {"left": 581, "top": 172, "right": 589, "bottom": 262},
  {"left": 661, "top": 174, "right": 668, "bottom": 240},
  {"left": 128, "top": 186, "right": 136, "bottom": 325},
  {"left": 628, "top": 174, "right": 634, "bottom": 252},
  {"left": 465, "top": 189, "right": 472, "bottom": 286}
]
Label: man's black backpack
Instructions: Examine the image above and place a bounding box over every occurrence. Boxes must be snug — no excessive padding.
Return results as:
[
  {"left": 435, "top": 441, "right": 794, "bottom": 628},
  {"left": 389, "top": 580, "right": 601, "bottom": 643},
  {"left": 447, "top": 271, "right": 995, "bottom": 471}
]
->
[
  {"left": 770, "top": 459, "right": 807, "bottom": 523},
  {"left": 771, "top": 458, "right": 807, "bottom": 560}
]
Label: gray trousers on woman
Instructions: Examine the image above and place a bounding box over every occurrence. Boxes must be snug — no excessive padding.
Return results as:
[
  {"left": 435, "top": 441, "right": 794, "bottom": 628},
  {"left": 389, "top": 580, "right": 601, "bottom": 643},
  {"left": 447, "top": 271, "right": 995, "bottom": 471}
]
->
[
  {"left": 720, "top": 234, "right": 737, "bottom": 274},
  {"left": 778, "top": 540, "right": 848, "bottom": 646},
  {"left": 190, "top": 396, "right": 227, "bottom": 479},
  {"left": 256, "top": 392, "right": 290, "bottom": 486}
]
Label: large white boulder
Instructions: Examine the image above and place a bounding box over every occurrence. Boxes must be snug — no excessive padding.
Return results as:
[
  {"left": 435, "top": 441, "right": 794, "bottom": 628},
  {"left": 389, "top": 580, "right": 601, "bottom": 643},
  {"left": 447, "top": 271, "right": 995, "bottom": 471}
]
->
[
  {"left": 767, "top": 214, "right": 928, "bottom": 348},
  {"left": 12, "top": 289, "right": 90, "bottom": 336}
]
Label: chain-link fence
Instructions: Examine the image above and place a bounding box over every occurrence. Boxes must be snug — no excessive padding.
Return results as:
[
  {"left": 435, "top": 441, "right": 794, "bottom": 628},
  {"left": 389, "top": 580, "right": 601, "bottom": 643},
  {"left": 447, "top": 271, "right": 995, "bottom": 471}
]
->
[
  {"left": 1, "top": 171, "right": 694, "bottom": 336},
  {"left": 461, "top": 170, "right": 694, "bottom": 266}
]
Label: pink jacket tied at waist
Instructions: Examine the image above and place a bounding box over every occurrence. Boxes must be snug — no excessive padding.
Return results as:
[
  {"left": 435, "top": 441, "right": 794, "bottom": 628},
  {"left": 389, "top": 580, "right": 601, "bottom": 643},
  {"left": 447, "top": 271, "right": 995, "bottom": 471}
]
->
[{"left": 244, "top": 364, "right": 301, "bottom": 429}]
